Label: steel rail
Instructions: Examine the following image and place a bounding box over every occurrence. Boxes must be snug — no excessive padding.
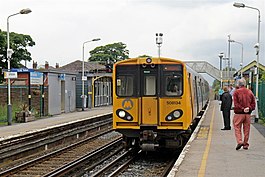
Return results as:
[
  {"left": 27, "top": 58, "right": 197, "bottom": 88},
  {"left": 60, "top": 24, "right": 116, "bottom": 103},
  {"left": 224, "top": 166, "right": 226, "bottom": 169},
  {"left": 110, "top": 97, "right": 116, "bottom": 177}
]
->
[
  {"left": 44, "top": 137, "right": 123, "bottom": 177},
  {"left": 0, "top": 129, "right": 115, "bottom": 176}
]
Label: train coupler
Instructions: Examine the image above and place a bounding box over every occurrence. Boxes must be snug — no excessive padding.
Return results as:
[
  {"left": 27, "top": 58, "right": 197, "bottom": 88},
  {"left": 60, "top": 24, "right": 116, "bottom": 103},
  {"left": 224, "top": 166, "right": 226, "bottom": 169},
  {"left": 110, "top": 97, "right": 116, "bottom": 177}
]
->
[{"left": 140, "top": 130, "right": 159, "bottom": 151}]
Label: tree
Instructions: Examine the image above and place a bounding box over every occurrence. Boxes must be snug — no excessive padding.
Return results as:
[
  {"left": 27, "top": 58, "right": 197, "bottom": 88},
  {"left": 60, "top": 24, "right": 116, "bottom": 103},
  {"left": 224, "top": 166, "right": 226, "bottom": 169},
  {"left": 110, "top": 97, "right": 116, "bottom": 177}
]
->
[
  {"left": 89, "top": 42, "right": 129, "bottom": 64},
  {"left": 0, "top": 29, "right": 35, "bottom": 83},
  {"left": 138, "top": 54, "right": 152, "bottom": 58}
]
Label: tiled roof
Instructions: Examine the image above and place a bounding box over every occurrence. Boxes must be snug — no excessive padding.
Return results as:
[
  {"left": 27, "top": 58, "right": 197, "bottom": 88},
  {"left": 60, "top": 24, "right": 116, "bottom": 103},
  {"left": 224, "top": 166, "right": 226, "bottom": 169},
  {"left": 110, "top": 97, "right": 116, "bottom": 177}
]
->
[{"left": 59, "top": 60, "right": 105, "bottom": 73}]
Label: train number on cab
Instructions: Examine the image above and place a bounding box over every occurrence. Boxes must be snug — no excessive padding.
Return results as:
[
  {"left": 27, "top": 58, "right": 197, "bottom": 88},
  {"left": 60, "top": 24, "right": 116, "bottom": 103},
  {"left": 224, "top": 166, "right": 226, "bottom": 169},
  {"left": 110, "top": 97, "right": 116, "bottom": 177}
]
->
[{"left": 167, "top": 101, "right": 181, "bottom": 105}]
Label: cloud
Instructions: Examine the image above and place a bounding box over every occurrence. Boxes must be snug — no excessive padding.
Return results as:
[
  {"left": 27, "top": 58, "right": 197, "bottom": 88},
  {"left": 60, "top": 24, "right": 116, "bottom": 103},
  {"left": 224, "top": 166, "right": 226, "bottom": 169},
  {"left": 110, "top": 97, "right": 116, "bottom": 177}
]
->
[{"left": 0, "top": 0, "right": 264, "bottom": 75}]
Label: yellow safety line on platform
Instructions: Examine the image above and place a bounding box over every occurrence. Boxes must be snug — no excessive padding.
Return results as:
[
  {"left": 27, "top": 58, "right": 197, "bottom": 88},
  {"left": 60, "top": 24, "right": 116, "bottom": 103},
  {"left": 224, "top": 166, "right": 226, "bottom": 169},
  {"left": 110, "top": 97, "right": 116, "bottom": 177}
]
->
[{"left": 198, "top": 104, "right": 215, "bottom": 177}]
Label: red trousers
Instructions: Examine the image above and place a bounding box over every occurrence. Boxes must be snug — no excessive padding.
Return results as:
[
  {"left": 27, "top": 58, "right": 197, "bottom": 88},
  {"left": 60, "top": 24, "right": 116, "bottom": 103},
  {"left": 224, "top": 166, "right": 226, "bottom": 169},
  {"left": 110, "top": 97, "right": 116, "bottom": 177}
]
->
[{"left": 233, "top": 114, "right": 251, "bottom": 148}]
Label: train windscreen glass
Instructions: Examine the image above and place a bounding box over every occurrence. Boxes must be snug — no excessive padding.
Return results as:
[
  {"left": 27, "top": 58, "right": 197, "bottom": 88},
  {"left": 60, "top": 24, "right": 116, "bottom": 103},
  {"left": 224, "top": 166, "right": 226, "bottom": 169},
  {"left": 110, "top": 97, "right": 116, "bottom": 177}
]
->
[
  {"left": 116, "top": 65, "right": 137, "bottom": 97},
  {"left": 163, "top": 64, "right": 183, "bottom": 96}
]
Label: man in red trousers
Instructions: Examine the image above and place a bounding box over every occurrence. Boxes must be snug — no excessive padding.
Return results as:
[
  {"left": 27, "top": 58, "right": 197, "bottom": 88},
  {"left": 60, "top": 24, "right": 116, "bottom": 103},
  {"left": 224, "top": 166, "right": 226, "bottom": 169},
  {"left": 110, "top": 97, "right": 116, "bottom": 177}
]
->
[{"left": 233, "top": 78, "right": 256, "bottom": 150}]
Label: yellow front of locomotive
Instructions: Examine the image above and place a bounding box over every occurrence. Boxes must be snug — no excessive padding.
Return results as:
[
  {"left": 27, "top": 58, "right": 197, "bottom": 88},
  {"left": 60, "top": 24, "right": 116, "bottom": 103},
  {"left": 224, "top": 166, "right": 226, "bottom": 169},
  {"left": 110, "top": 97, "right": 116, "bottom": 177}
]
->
[{"left": 113, "top": 57, "right": 193, "bottom": 150}]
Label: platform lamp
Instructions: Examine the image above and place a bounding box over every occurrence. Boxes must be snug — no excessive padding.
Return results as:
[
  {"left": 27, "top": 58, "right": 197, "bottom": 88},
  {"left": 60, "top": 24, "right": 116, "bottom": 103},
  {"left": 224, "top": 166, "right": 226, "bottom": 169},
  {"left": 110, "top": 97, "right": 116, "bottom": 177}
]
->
[
  {"left": 218, "top": 52, "right": 224, "bottom": 89},
  {"left": 229, "top": 39, "right": 243, "bottom": 77},
  {"left": 233, "top": 2, "right": 260, "bottom": 122},
  {"left": 81, "top": 38, "right": 101, "bottom": 111},
  {"left": 7, "top": 8, "right": 32, "bottom": 125}
]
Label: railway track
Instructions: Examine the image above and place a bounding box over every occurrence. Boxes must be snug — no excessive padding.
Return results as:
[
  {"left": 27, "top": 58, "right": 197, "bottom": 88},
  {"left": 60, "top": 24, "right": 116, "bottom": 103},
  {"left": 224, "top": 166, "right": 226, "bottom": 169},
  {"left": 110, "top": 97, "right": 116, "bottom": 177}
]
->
[
  {"left": 89, "top": 148, "right": 137, "bottom": 177},
  {"left": 0, "top": 110, "right": 204, "bottom": 176},
  {"left": 0, "top": 114, "right": 112, "bottom": 170},
  {"left": 0, "top": 131, "right": 122, "bottom": 177},
  {"left": 85, "top": 148, "right": 180, "bottom": 177}
]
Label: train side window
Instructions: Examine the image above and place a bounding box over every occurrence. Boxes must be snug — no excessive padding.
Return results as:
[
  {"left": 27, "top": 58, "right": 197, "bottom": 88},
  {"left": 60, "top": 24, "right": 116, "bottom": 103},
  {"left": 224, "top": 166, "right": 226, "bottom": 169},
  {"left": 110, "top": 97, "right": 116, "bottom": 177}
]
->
[{"left": 116, "top": 75, "right": 134, "bottom": 96}]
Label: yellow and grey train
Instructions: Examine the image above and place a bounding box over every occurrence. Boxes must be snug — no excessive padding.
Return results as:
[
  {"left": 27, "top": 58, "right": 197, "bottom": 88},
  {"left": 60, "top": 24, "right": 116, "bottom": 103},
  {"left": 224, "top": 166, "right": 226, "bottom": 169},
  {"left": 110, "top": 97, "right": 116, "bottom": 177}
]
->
[{"left": 113, "top": 57, "right": 209, "bottom": 151}]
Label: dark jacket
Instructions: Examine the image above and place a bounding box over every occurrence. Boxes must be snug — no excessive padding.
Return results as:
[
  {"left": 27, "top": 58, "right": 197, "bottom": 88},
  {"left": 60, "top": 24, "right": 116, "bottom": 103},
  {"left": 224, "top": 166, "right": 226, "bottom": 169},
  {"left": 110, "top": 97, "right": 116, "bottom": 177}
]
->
[
  {"left": 233, "top": 87, "right": 255, "bottom": 114},
  {"left": 221, "top": 92, "right": 232, "bottom": 111}
]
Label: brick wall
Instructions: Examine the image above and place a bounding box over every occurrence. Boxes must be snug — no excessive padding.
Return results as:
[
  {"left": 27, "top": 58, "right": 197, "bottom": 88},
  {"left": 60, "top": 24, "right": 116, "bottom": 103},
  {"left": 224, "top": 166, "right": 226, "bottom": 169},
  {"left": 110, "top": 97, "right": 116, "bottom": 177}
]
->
[{"left": 0, "top": 85, "right": 49, "bottom": 116}]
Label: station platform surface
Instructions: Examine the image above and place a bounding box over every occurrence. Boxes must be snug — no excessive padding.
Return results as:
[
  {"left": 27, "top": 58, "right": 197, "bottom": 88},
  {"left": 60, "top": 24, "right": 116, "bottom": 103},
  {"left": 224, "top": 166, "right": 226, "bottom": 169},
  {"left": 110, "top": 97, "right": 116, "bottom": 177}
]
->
[
  {"left": 0, "top": 106, "right": 112, "bottom": 140},
  {"left": 168, "top": 100, "right": 265, "bottom": 177}
]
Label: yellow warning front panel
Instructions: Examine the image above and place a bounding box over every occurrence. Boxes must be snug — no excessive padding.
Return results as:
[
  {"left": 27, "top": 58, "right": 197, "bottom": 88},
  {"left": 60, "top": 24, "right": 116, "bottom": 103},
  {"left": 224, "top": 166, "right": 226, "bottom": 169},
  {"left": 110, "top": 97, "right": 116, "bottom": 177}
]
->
[{"left": 141, "top": 97, "right": 158, "bottom": 125}]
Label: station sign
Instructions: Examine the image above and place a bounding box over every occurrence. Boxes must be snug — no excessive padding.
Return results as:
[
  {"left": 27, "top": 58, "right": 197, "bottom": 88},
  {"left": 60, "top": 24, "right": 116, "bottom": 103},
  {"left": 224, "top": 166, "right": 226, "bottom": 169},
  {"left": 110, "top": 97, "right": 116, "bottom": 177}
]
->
[
  {"left": 58, "top": 74, "right": 65, "bottom": 80},
  {"left": 11, "top": 68, "right": 34, "bottom": 72},
  {"left": 4, "top": 72, "right": 17, "bottom": 79},
  {"left": 30, "top": 72, "right": 43, "bottom": 85}
]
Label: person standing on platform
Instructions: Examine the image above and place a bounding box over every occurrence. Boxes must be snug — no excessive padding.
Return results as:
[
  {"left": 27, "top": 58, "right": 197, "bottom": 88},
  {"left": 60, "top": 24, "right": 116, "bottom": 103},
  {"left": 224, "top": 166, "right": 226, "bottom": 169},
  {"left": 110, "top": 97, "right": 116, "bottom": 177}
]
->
[
  {"left": 220, "top": 86, "right": 232, "bottom": 130},
  {"left": 218, "top": 88, "right": 224, "bottom": 105},
  {"left": 229, "top": 84, "right": 235, "bottom": 109},
  {"left": 229, "top": 84, "right": 235, "bottom": 96},
  {"left": 233, "top": 78, "right": 256, "bottom": 150}
]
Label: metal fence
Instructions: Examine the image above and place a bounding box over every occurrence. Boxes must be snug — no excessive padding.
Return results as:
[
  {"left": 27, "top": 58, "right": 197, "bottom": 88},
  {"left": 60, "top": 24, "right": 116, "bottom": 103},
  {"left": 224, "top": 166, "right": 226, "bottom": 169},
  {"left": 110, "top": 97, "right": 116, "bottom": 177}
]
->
[
  {"left": 252, "top": 81, "right": 265, "bottom": 119},
  {"left": 0, "top": 85, "right": 48, "bottom": 123},
  {"left": 258, "top": 81, "right": 265, "bottom": 118}
]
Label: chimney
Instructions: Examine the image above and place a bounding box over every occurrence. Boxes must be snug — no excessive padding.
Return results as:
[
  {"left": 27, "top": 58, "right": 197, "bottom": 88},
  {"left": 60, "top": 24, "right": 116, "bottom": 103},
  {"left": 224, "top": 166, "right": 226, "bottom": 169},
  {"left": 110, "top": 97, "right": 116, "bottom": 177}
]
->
[
  {"left": 56, "top": 63, "right": 59, "bottom": 68},
  {"left": 33, "top": 61, "right": 37, "bottom": 69},
  {"left": 45, "top": 61, "right": 49, "bottom": 69}
]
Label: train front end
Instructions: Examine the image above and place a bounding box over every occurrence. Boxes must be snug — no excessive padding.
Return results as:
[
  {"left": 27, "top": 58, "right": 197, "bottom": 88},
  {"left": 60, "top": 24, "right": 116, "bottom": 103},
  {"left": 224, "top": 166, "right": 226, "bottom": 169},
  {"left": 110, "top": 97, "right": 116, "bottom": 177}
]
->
[{"left": 113, "top": 57, "right": 193, "bottom": 151}]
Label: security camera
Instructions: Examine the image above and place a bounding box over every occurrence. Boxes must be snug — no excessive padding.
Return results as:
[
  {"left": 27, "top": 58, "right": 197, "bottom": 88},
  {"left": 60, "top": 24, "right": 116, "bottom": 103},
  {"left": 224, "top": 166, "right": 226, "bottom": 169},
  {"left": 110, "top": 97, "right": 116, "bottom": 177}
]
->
[
  {"left": 218, "top": 52, "right": 224, "bottom": 58},
  {"left": 254, "top": 43, "right": 259, "bottom": 49}
]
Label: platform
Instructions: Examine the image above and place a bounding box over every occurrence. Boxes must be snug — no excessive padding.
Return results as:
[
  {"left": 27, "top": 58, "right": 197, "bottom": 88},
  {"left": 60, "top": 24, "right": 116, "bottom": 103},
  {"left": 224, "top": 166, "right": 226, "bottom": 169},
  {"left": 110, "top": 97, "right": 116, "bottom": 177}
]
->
[
  {"left": 168, "top": 100, "right": 265, "bottom": 177},
  {"left": 0, "top": 106, "right": 112, "bottom": 140}
]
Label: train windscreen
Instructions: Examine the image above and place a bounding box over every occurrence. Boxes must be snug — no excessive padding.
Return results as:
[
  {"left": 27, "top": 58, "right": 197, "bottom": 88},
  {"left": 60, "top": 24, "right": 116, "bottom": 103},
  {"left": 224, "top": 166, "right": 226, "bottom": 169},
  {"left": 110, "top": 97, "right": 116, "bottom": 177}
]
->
[
  {"left": 162, "top": 64, "right": 183, "bottom": 96},
  {"left": 116, "top": 65, "right": 137, "bottom": 97},
  {"left": 116, "top": 63, "right": 183, "bottom": 97}
]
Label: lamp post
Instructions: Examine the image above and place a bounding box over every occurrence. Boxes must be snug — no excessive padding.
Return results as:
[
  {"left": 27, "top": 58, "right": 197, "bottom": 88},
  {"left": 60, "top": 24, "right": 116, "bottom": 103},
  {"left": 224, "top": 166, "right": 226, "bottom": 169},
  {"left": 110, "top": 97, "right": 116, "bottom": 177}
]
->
[
  {"left": 222, "top": 56, "right": 230, "bottom": 85},
  {"left": 156, "top": 33, "right": 163, "bottom": 58},
  {"left": 7, "top": 8, "right": 32, "bottom": 125},
  {"left": 218, "top": 52, "right": 224, "bottom": 89},
  {"left": 229, "top": 39, "right": 244, "bottom": 77},
  {"left": 233, "top": 2, "right": 260, "bottom": 122},
  {"left": 81, "top": 38, "right": 100, "bottom": 111},
  {"left": 227, "top": 35, "right": 232, "bottom": 85}
]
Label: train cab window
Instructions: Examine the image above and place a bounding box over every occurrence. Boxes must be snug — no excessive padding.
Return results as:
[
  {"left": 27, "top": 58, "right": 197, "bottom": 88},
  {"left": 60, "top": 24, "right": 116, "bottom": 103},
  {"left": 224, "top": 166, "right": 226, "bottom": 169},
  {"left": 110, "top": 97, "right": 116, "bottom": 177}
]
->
[
  {"left": 165, "top": 75, "right": 183, "bottom": 96},
  {"left": 116, "top": 76, "right": 134, "bottom": 96},
  {"left": 116, "top": 65, "right": 137, "bottom": 97},
  {"left": 162, "top": 64, "right": 183, "bottom": 96},
  {"left": 144, "top": 75, "right": 156, "bottom": 95}
]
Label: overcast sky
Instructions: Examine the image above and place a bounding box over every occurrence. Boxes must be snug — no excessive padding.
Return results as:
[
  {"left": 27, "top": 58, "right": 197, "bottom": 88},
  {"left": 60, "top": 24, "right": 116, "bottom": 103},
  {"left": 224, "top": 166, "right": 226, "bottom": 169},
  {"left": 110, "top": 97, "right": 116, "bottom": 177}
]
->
[{"left": 0, "top": 0, "right": 264, "bottom": 83}]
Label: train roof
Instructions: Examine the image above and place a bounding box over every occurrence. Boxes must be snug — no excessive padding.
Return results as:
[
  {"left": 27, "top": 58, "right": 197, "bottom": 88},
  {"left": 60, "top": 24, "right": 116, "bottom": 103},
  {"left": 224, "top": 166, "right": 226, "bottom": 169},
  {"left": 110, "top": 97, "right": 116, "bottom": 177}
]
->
[
  {"left": 114, "top": 57, "right": 185, "bottom": 65},
  {"left": 115, "top": 57, "right": 209, "bottom": 85}
]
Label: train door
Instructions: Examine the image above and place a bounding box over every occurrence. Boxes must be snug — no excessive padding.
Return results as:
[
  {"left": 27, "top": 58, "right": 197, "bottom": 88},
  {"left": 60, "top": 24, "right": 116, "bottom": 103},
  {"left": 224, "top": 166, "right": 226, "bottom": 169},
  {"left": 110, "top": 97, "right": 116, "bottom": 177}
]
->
[
  {"left": 194, "top": 76, "right": 199, "bottom": 115},
  {"left": 201, "top": 81, "right": 204, "bottom": 107},
  {"left": 197, "top": 79, "right": 202, "bottom": 112},
  {"left": 140, "top": 66, "right": 158, "bottom": 125},
  {"left": 188, "top": 73, "right": 194, "bottom": 119}
]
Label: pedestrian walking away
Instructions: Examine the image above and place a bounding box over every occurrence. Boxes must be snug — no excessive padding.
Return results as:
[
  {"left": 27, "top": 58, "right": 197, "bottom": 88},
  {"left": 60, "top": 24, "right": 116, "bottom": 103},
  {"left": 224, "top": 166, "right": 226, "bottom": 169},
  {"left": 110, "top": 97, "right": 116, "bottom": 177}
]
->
[
  {"left": 220, "top": 86, "right": 232, "bottom": 130},
  {"left": 233, "top": 78, "right": 256, "bottom": 150}
]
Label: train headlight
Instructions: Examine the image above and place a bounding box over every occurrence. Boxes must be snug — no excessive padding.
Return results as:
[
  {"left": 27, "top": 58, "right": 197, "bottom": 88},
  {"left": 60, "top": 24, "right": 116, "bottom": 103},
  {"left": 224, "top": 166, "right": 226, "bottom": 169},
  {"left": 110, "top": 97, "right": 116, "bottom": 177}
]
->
[
  {"left": 173, "top": 110, "right": 181, "bottom": 118},
  {"left": 118, "top": 110, "right": 126, "bottom": 118},
  {"left": 166, "top": 109, "right": 183, "bottom": 121},
  {"left": 126, "top": 116, "right": 132, "bottom": 120},
  {"left": 167, "top": 116, "right": 172, "bottom": 120},
  {"left": 146, "top": 57, "right": 152, "bottom": 63},
  {"left": 116, "top": 109, "right": 133, "bottom": 121}
]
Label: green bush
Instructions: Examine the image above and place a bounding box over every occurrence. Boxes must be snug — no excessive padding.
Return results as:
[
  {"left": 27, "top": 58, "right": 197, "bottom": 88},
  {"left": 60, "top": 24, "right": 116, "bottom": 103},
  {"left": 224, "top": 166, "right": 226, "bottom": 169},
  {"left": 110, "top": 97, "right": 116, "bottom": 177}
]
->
[{"left": 0, "top": 102, "right": 24, "bottom": 123}]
